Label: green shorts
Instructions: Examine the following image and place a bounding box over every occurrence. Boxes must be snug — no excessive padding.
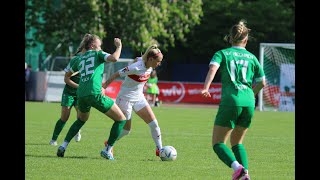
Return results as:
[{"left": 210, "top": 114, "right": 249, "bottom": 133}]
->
[
  {"left": 146, "top": 84, "right": 159, "bottom": 95},
  {"left": 78, "top": 94, "right": 114, "bottom": 113},
  {"left": 61, "top": 91, "right": 77, "bottom": 107},
  {"left": 214, "top": 106, "right": 255, "bottom": 128}
]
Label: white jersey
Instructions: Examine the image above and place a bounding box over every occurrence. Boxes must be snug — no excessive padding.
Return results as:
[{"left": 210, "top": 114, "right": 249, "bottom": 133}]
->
[{"left": 117, "top": 57, "right": 153, "bottom": 101}]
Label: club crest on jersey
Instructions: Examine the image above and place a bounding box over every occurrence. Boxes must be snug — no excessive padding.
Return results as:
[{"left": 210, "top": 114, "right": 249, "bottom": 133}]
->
[{"left": 121, "top": 67, "right": 129, "bottom": 73}]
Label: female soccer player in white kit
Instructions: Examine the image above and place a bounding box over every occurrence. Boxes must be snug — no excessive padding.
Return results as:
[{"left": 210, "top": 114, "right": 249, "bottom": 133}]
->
[{"left": 102, "top": 44, "right": 163, "bottom": 157}]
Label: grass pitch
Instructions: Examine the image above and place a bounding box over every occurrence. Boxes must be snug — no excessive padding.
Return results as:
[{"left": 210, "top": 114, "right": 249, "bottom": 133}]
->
[{"left": 25, "top": 101, "right": 294, "bottom": 180}]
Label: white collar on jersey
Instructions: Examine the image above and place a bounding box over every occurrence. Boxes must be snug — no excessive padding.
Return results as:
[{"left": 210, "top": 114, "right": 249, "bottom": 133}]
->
[{"left": 231, "top": 46, "right": 246, "bottom": 50}]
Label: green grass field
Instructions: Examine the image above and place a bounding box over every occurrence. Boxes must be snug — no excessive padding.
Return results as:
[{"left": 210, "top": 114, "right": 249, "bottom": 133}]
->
[{"left": 25, "top": 101, "right": 295, "bottom": 180}]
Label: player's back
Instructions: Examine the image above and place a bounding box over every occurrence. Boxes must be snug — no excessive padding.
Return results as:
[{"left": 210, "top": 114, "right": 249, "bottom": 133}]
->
[
  {"left": 218, "top": 47, "right": 261, "bottom": 106},
  {"left": 74, "top": 50, "right": 109, "bottom": 97}
]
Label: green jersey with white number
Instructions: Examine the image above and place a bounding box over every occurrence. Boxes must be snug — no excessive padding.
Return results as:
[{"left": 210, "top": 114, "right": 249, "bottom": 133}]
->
[
  {"left": 70, "top": 50, "right": 110, "bottom": 98},
  {"left": 210, "top": 46, "right": 265, "bottom": 107},
  {"left": 63, "top": 55, "right": 81, "bottom": 96}
]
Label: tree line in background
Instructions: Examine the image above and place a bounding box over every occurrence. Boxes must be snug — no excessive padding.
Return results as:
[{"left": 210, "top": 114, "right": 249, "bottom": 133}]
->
[{"left": 25, "top": 0, "right": 294, "bottom": 72}]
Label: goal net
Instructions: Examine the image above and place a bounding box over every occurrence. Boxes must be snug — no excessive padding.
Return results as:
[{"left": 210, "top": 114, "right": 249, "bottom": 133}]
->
[{"left": 258, "top": 43, "right": 295, "bottom": 112}]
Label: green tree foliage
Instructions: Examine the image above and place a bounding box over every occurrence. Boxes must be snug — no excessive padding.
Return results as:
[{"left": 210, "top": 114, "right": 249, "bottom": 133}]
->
[
  {"left": 101, "top": 0, "right": 203, "bottom": 53},
  {"left": 176, "top": 0, "right": 295, "bottom": 63},
  {"left": 25, "top": 0, "right": 203, "bottom": 56},
  {"left": 25, "top": 0, "right": 294, "bottom": 65},
  {"left": 26, "top": 0, "right": 107, "bottom": 56}
]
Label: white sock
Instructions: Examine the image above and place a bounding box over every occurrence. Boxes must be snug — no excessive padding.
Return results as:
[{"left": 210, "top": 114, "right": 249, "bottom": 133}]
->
[
  {"left": 61, "top": 141, "right": 69, "bottom": 149},
  {"left": 148, "top": 120, "right": 162, "bottom": 150},
  {"left": 117, "top": 129, "right": 130, "bottom": 140},
  {"left": 231, "top": 161, "right": 242, "bottom": 171},
  {"left": 105, "top": 144, "right": 113, "bottom": 154}
]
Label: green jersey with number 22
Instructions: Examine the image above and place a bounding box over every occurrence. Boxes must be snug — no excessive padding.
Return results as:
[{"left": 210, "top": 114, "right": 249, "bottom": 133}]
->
[{"left": 70, "top": 50, "right": 110, "bottom": 98}]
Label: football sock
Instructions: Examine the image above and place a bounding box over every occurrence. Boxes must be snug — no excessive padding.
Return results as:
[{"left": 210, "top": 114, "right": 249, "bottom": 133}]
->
[
  {"left": 213, "top": 143, "right": 237, "bottom": 168},
  {"left": 51, "top": 119, "right": 66, "bottom": 141},
  {"left": 105, "top": 144, "right": 113, "bottom": 154},
  {"left": 148, "top": 120, "right": 162, "bottom": 149},
  {"left": 61, "top": 141, "right": 69, "bottom": 149},
  {"left": 116, "top": 129, "right": 130, "bottom": 141},
  {"left": 231, "top": 161, "right": 242, "bottom": 171},
  {"left": 107, "top": 120, "right": 126, "bottom": 146},
  {"left": 64, "top": 118, "right": 85, "bottom": 143},
  {"left": 232, "top": 144, "right": 248, "bottom": 170}
]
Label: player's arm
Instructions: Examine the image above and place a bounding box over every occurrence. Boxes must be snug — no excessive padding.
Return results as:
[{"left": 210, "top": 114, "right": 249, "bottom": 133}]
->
[
  {"left": 253, "top": 58, "right": 266, "bottom": 96},
  {"left": 64, "top": 71, "right": 79, "bottom": 89},
  {"left": 64, "top": 61, "right": 79, "bottom": 88},
  {"left": 253, "top": 76, "right": 266, "bottom": 96},
  {"left": 102, "top": 72, "right": 120, "bottom": 89},
  {"left": 103, "top": 61, "right": 137, "bottom": 89},
  {"left": 201, "top": 64, "right": 219, "bottom": 98},
  {"left": 106, "top": 38, "right": 122, "bottom": 62}
]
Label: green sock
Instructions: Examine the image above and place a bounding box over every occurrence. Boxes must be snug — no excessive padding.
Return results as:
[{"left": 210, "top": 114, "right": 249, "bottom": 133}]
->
[
  {"left": 107, "top": 120, "right": 126, "bottom": 146},
  {"left": 51, "top": 119, "right": 66, "bottom": 140},
  {"left": 232, "top": 144, "right": 248, "bottom": 170},
  {"left": 213, "top": 143, "right": 237, "bottom": 168},
  {"left": 64, "top": 119, "right": 85, "bottom": 142}
]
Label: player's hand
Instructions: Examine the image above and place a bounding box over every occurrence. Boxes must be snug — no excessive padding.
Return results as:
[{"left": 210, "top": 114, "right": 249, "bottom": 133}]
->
[
  {"left": 114, "top": 38, "right": 122, "bottom": 48},
  {"left": 201, "top": 89, "right": 211, "bottom": 98},
  {"left": 101, "top": 87, "right": 106, "bottom": 96}
]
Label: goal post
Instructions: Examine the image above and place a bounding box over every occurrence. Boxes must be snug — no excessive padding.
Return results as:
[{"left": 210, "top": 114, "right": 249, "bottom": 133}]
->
[{"left": 258, "top": 43, "right": 295, "bottom": 112}]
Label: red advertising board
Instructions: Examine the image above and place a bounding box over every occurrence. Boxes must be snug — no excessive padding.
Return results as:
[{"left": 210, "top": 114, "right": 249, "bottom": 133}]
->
[
  {"left": 157, "top": 81, "right": 221, "bottom": 104},
  {"left": 103, "top": 81, "right": 122, "bottom": 100},
  {"left": 104, "top": 80, "right": 222, "bottom": 104},
  {"left": 104, "top": 81, "right": 282, "bottom": 106}
]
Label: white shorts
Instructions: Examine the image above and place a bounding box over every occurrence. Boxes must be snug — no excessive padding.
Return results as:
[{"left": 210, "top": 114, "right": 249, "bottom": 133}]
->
[{"left": 115, "top": 96, "right": 149, "bottom": 120}]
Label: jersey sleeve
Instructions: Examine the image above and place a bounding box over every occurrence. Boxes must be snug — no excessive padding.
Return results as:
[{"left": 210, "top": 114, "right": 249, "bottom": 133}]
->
[
  {"left": 65, "top": 56, "right": 79, "bottom": 72},
  {"left": 98, "top": 50, "right": 110, "bottom": 63},
  {"left": 118, "top": 62, "right": 139, "bottom": 77},
  {"left": 209, "top": 51, "right": 223, "bottom": 68},
  {"left": 253, "top": 58, "right": 265, "bottom": 82},
  {"left": 70, "top": 59, "right": 79, "bottom": 73},
  {"left": 64, "top": 63, "right": 71, "bottom": 73}
]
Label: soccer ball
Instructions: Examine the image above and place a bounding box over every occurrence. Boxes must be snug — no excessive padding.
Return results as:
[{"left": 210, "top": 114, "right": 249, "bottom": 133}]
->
[{"left": 159, "top": 146, "right": 177, "bottom": 161}]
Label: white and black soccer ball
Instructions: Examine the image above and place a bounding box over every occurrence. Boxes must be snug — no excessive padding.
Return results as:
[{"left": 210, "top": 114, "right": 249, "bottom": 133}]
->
[{"left": 159, "top": 146, "right": 177, "bottom": 161}]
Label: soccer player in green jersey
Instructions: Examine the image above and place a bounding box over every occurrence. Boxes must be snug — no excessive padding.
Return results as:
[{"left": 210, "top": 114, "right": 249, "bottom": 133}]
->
[
  {"left": 56, "top": 33, "right": 127, "bottom": 160},
  {"left": 201, "top": 20, "right": 266, "bottom": 180},
  {"left": 49, "top": 44, "right": 85, "bottom": 146}
]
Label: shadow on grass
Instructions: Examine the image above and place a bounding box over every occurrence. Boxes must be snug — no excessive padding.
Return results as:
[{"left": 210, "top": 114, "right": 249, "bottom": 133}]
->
[
  {"left": 25, "top": 143, "right": 50, "bottom": 146},
  {"left": 25, "top": 154, "right": 159, "bottom": 161},
  {"left": 25, "top": 154, "right": 90, "bottom": 159},
  {"left": 142, "top": 158, "right": 161, "bottom": 162}
]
